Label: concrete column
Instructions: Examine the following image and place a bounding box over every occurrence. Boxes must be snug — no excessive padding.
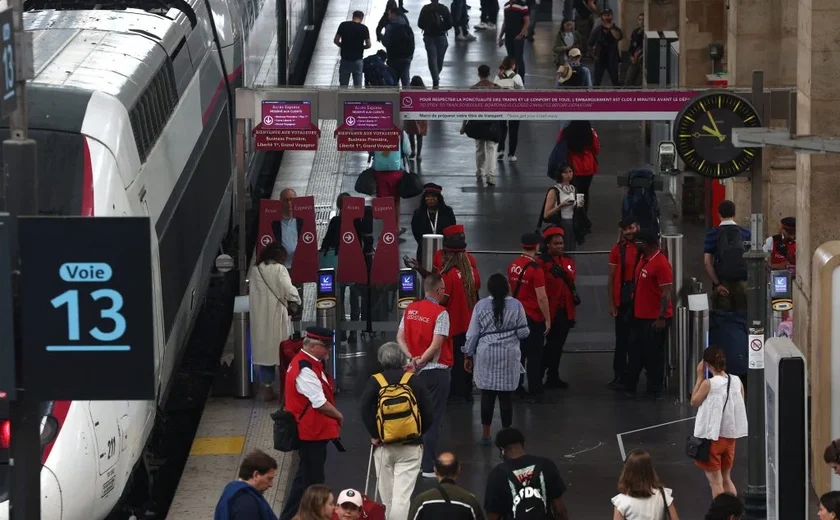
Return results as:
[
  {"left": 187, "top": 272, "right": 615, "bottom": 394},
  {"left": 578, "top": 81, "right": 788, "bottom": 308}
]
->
[
  {"left": 678, "top": 0, "right": 726, "bottom": 86},
  {"left": 645, "top": 0, "right": 678, "bottom": 32},
  {"left": 794, "top": 0, "right": 840, "bottom": 496}
]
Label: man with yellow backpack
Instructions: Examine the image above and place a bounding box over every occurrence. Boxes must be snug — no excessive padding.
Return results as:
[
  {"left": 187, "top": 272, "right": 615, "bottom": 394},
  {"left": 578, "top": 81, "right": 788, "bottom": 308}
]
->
[{"left": 360, "top": 342, "right": 434, "bottom": 520}]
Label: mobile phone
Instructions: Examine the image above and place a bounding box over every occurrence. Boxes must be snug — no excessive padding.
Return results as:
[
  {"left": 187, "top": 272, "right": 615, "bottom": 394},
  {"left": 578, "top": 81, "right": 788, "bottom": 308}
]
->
[{"left": 332, "top": 438, "right": 347, "bottom": 452}]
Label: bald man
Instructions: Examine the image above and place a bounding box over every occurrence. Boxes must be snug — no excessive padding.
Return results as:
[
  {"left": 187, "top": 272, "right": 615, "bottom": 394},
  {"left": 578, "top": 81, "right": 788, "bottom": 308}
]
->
[
  {"left": 270, "top": 187, "right": 301, "bottom": 270},
  {"left": 408, "top": 452, "right": 485, "bottom": 520}
]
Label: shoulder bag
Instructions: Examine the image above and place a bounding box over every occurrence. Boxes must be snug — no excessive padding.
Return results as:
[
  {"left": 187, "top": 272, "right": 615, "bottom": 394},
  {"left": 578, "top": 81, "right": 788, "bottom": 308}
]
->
[
  {"left": 618, "top": 242, "right": 640, "bottom": 308},
  {"left": 257, "top": 264, "right": 301, "bottom": 319},
  {"left": 659, "top": 487, "right": 672, "bottom": 520},
  {"left": 512, "top": 261, "right": 538, "bottom": 299},
  {"left": 686, "top": 374, "right": 731, "bottom": 461}
]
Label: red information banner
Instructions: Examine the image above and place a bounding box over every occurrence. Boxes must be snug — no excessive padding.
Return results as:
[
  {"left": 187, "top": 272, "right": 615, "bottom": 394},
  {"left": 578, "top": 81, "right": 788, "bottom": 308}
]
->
[
  {"left": 256, "top": 199, "right": 283, "bottom": 260},
  {"left": 291, "top": 196, "right": 318, "bottom": 284},
  {"left": 335, "top": 100, "right": 400, "bottom": 151},
  {"left": 370, "top": 197, "right": 398, "bottom": 285},
  {"left": 398, "top": 90, "right": 699, "bottom": 121},
  {"left": 337, "top": 196, "right": 367, "bottom": 284},
  {"left": 253, "top": 100, "right": 320, "bottom": 151}
]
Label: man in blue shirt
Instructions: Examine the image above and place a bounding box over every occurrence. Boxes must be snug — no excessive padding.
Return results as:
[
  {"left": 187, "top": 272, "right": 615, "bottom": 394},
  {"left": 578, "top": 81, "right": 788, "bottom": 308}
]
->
[
  {"left": 214, "top": 450, "right": 279, "bottom": 520},
  {"left": 703, "top": 200, "right": 751, "bottom": 312}
]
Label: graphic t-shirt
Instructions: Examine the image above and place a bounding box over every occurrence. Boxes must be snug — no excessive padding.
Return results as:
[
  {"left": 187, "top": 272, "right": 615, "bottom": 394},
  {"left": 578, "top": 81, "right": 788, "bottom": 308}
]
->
[{"left": 484, "top": 455, "right": 566, "bottom": 520}]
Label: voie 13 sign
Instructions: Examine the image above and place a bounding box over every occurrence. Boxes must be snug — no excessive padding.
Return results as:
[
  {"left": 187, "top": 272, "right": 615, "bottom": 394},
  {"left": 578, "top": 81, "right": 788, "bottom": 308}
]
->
[{"left": 18, "top": 217, "right": 156, "bottom": 401}]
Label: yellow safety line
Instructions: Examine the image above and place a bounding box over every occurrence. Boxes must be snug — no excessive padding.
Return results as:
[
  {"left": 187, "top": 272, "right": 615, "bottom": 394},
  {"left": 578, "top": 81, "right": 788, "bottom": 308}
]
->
[{"left": 189, "top": 436, "right": 246, "bottom": 456}]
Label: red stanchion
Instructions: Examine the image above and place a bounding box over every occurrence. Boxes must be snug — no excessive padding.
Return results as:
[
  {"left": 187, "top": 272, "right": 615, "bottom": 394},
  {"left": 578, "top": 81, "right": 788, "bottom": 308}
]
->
[
  {"left": 291, "top": 195, "right": 318, "bottom": 284},
  {"left": 256, "top": 199, "right": 284, "bottom": 260},
  {"left": 370, "top": 196, "right": 399, "bottom": 285},
  {"left": 337, "top": 196, "right": 367, "bottom": 284}
]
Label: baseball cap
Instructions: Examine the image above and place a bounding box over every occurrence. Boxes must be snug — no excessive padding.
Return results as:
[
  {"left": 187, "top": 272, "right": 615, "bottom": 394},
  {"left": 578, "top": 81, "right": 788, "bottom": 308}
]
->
[
  {"left": 337, "top": 489, "right": 363, "bottom": 508},
  {"left": 601, "top": 7, "right": 613, "bottom": 14},
  {"left": 568, "top": 47, "right": 582, "bottom": 58}
]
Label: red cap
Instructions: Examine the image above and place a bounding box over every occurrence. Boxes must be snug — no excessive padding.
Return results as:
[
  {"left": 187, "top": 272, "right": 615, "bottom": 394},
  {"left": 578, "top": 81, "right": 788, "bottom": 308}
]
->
[
  {"left": 542, "top": 226, "right": 564, "bottom": 239},
  {"left": 442, "top": 224, "right": 465, "bottom": 236}
]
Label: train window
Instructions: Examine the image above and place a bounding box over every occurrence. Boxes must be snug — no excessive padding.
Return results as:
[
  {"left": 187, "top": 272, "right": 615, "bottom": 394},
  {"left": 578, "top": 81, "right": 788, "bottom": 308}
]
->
[
  {"left": 146, "top": 81, "right": 163, "bottom": 134},
  {"left": 135, "top": 100, "right": 152, "bottom": 155},
  {"left": 128, "top": 109, "right": 146, "bottom": 162}
]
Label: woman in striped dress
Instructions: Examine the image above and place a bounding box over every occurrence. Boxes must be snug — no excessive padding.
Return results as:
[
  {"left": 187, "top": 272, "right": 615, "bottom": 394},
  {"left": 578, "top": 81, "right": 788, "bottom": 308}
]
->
[{"left": 464, "top": 273, "right": 530, "bottom": 444}]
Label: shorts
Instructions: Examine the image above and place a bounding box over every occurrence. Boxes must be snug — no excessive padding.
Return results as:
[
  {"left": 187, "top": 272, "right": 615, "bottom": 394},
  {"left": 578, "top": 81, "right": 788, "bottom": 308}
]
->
[
  {"left": 373, "top": 170, "right": 403, "bottom": 198},
  {"left": 695, "top": 437, "right": 736, "bottom": 472}
]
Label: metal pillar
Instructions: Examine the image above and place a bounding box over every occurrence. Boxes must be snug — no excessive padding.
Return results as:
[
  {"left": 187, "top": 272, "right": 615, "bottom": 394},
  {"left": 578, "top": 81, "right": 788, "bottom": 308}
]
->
[
  {"left": 689, "top": 305, "right": 709, "bottom": 380},
  {"left": 232, "top": 307, "right": 251, "bottom": 397},
  {"left": 662, "top": 233, "right": 684, "bottom": 386},
  {"left": 676, "top": 306, "right": 690, "bottom": 402},
  {"left": 421, "top": 234, "right": 443, "bottom": 272},
  {"left": 743, "top": 70, "right": 768, "bottom": 519},
  {"left": 232, "top": 117, "right": 251, "bottom": 398}
]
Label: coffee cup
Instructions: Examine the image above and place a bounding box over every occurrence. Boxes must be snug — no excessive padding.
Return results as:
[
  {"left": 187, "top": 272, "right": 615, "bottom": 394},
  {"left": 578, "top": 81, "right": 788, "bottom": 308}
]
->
[{"left": 576, "top": 194, "right": 585, "bottom": 207}]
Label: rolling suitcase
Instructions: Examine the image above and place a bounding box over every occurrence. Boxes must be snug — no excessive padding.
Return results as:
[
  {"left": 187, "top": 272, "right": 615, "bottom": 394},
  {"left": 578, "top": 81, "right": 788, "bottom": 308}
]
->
[{"left": 332, "top": 446, "right": 385, "bottom": 520}]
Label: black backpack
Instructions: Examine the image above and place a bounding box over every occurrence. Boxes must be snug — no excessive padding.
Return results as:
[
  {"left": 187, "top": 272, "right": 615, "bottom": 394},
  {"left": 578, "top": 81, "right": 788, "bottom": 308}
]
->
[
  {"left": 507, "top": 463, "right": 551, "bottom": 520},
  {"left": 715, "top": 225, "right": 748, "bottom": 282},
  {"left": 388, "top": 22, "right": 415, "bottom": 60},
  {"left": 621, "top": 167, "right": 660, "bottom": 235},
  {"left": 425, "top": 5, "right": 451, "bottom": 33}
]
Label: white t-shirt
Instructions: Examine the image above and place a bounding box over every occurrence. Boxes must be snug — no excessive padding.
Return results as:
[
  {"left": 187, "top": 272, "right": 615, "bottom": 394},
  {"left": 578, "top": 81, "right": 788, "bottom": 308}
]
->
[
  {"left": 553, "top": 183, "right": 576, "bottom": 220},
  {"left": 611, "top": 488, "right": 673, "bottom": 520}
]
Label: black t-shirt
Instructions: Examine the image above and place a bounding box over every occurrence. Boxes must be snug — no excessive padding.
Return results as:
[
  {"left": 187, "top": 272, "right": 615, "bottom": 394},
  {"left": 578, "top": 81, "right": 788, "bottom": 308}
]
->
[
  {"left": 591, "top": 24, "right": 621, "bottom": 59},
  {"left": 484, "top": 455, "right": 566, "bottom": 519},
  {"left": 336, "top": 21, "right": 370, "bottom": 60},
  {"left": 502, "top": 0, "right": 529, "bottom": 40}
]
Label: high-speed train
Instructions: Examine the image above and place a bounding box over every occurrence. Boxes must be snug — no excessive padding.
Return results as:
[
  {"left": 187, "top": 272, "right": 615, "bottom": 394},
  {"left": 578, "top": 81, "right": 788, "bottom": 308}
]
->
[{"left": 0, "top": 0, "right": 308, "bottom": 516}]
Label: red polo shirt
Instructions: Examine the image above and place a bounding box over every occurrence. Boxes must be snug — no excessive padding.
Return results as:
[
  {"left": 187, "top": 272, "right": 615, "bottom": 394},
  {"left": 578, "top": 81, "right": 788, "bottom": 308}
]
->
[
  {"left": 608, "top": 240, "right": 640, "bottom": 308},
  {"left": 507, "top": 255, "right": 546, "bottom": 322},
  {"left": 537, "top": 254, "right": 577, "bottom": 320},
  {"left": 441, "top": 266, "right": 473, "bottom": 336},
  {"left": 433, "top": 250, "right": 482, "bottom": 289},
  {"left": 633, "top": 250, "right": 673, "bottom": 320}
]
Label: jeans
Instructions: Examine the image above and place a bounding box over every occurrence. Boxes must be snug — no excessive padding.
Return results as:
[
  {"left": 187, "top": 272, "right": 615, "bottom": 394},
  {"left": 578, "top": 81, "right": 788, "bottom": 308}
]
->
[
  {"left": 504, "top": 38, "right": 526, "bottom": 80},
  {"left": 479, "top": 0, "right": 499, "bottom": 23},
  {"left": 449, "top": 333, "right": 471, "bottom": 399},
  {"left": 612, "top": 303, "right": 632, "bottom": 380},
  {"left": 451, "top": 0, "right": 469, "bottom": 35},
  {"left": 526, "top": 0, "right": 538, "bottom": 37},
  {"left": 374, "top": 444, "right": 423, "bottom": 520},
  {"left": 474, "top": 139, "right": 498, "bottom": 179},
  {"left": 623, "top": 318, "right": 670, "bottom": 393},
  {"left": 279, "top": 440, "right": 329, "bottom": 520},
  {"left": 543, "top": 310, "right": 571, "bottom": 382},
  {"left": 388, "top": 58, "right": 412, "bottom": 87},
  {"left": 339, "top": 58, "right": 363, "bottom": 87},
  {"left": 418, "top": 367, "right": 451, "bottom": 472},
  {"left": 423, "top": 34, "right": 448, "bottom": 86},
  {"left": 520, "top": 317, "right": 546, "bottom": 395},
  {"left": 257, "top": 364, "right": 275, "bottom": 385},
  {"left": 624, "top": 61, "right": 643, "bottom": 86},
  {"left": 498, "top": 120, "right": 520, "bottom": 156},
  {"left": 480, "top": 390, "right": 513, "bottom": 427},
  {"left": 593, "top": 54, "right": 620, "bottom": 86}
]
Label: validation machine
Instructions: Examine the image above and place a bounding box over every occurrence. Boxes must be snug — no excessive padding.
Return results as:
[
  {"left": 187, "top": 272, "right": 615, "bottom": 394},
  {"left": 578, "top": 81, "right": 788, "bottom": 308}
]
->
[
  {"left": 769, "top": 269, "right": 793, "bottom": 337},
  {"left": 316, "top": 268, "right": 339, "bottom": 381},
  {"left": 398, "top": 268, "right": 418, "bottom": 320},
  {"left": 764, "top": 337, "right": 808, "bottom": 520}
]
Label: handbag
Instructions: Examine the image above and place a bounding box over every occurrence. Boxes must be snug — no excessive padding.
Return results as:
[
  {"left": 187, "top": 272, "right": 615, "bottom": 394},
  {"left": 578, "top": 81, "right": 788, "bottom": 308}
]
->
[
  {"left": 271, "top": 402, "right": 310, "bottom": 452},
  {"left": 355, "top": 167, "right": 377, "bottom": 196},
  {"left": 686, "top": 374, "right": 731, "bottom": 461},
  {"left": 398, "top": 169, "right": 423, "bottom": 198}
]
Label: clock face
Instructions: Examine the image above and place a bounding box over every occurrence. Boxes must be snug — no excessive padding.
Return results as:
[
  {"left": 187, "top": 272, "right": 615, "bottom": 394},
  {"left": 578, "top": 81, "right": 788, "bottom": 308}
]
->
[{"left": 673, "top": 92, "right": 762, "bottom": 179}]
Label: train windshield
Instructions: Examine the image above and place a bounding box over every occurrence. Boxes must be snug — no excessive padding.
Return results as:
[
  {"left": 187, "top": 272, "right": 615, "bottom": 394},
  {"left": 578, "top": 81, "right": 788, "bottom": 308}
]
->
[{"left": 0, "top": 129, "right": 86, "bottom": 216}]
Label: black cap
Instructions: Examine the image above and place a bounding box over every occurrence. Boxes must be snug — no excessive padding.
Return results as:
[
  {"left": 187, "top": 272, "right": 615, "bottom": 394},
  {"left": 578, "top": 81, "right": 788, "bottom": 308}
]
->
[
  {"left": 634, "top": 228, "right": 660, "bottom": 244},
  {"left": 781, "top": 216, "right": 796, "bottom": 230},
  {"left": 306, "top": 326, "right": 334, "bottom": 344},
  {"left": 423, "top": 183, "right": 443, "bottom": 194},
  {"left": 443, "top": 236, "right": 467, "bottom": 252},
  {"left": 601, "top": 7, "right": 613, "bottom": 14},
  {"left": 520, "top": 232, "right": 542, "bottom": 247},
  {"left": 619, "top": 215, "right": 638, "bottom": 229}
]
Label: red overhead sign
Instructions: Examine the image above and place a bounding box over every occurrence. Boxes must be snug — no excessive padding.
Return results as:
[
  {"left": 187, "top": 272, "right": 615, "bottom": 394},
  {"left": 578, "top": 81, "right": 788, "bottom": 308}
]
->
[
  {"left": 335, "top": 100, "right": 400, "bottom": 151},
  {"left": 253, "top": 100, "right": 321, "bottom": 151}
]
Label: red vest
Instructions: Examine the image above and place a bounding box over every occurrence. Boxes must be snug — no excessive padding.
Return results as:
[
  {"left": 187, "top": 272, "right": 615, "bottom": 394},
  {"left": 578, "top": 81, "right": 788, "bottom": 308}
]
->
[
  {"left": 537, "top": 254, "right": 577, "bottom": 320},
  {"left": 284, "top": 350, "right": 340, "bottom": 441},
  {"left": 770, "top": 235, "right": 796, "bottom": 267},
  {"left": 403, "top": 299, "right": 453, "bottom": 367}
]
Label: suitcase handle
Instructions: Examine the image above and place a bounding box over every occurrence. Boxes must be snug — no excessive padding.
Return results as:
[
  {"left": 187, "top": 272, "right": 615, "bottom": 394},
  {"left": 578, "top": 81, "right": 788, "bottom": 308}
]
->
[{"left": 365, "top": 444, "right": 379, "bottom": 501}]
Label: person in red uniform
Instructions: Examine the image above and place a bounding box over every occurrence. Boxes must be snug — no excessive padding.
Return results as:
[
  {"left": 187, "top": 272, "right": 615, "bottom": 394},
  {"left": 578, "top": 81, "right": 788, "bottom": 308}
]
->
[
  {"left": 438, "top": 235, "right": 479, "bottom": 402},
  {"left": 279, "top": 326, "right": 344, "bottom": 520},
  {"left": 433, "top": 225, "right": 482, "bottom": 290},
  {"left": 607, "top": 216, "right": 639, "bottom": 389},
  {"left": 396, "top": 273, "right": 452, "bottom": 477},
  {"left": 763, "top": 216, "right": 796, "bottom": 273},
  {"left": 507, "top": 232, "right": 551, "bottom": 403},
  {"left": 537, "top": 226, "right": 577, "bottom": 389},
  {"left": 620, "top": 229, "right": 673, "bottom": 399}
]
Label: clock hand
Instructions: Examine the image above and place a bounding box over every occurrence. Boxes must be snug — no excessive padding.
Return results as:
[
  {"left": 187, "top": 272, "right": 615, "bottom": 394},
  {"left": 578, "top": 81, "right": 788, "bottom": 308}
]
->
[
  {"left": 701, "top": 125, "right": 727, "bottom": 142},
  {"left": 706, "top": 112, "right": 726, "bottom": 142}
]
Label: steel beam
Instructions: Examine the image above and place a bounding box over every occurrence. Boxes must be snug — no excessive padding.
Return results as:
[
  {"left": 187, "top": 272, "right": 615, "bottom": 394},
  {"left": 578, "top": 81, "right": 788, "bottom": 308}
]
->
[{"left": 732, "top": 127, "right": 840, "bottom": 154}]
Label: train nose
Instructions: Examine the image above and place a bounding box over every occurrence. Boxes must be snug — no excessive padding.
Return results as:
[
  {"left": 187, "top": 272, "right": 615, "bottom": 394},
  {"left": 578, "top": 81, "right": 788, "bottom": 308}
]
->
[{"left": 0, "top": 466, "right": 62, "bottom": 520}]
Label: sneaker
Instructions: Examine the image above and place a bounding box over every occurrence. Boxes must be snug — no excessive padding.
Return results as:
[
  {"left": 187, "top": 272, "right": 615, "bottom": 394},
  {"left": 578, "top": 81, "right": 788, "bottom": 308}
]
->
[
  {"left": 497, "top": 152, "right": 505, "bottom": 161},
  {"left": 455, "top": 34, "right": 468, "bottom": 41},
  {"left": 508, "top": 154, "right": 517, "bottom": 162},
  {"left": 464, "top": 33, "right": 477, "bottom": 41},
  {"left": 474, "top": 22, "right": 488, "bottom": 29},
  {"left": 421, "top": 471, "right": 436, "bottom": 478},
  {"left": 486, "top": 22, "right": 497, "bottom": 29},
  {"left": 485, "top": 175, "right": 495, "bottom": 186}
]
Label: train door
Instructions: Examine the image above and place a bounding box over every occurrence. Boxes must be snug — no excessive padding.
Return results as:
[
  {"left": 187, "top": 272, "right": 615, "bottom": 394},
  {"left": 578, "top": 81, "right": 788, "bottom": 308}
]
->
[{"left": 142, "top": 198, "right": 166, "bottom": 398}]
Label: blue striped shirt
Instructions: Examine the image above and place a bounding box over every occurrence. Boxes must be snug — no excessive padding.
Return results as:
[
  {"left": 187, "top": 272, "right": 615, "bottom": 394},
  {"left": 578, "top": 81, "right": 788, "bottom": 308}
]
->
[{"left": 464, "top": 296, "right": 530, "bottom": 391}]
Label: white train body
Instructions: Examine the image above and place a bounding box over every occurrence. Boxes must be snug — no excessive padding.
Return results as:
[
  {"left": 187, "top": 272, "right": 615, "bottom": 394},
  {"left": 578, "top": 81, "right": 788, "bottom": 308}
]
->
[{"left": 0, "top": 0, "right": 287, "bottom": 515}]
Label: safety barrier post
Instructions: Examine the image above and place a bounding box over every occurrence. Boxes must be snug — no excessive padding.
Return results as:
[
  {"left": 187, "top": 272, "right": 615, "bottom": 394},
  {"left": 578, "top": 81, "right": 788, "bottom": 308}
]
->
[
  {"left": 420, "top": 234, "right": 443, "bottom": 296},
  {"left": 676, "top": 306, "right": 689, "bottom": 402},
  {"left": 316, "top": 268, "right": 339, "bottom": 382},
  {"left": 232, "top": 296, "right": 251, "bottom": 398},
  {"left": 661, "top": 233, "right": 683, "bottom": 387}
]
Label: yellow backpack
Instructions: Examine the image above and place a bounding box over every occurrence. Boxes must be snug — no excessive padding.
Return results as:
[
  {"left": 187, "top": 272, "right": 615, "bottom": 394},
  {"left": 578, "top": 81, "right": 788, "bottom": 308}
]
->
[{"left": 373, "top": 372, "right": 422, "bottom": 444}]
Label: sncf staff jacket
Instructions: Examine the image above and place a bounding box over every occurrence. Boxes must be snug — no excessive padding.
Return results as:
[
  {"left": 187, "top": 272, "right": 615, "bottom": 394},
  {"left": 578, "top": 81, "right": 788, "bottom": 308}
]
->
[
  {"left": 433, "top": 250, "right": 482, "bottom": 290},
  {"left": 441, "top": 265, "right": 479, "bottom": 336},
  {"left": 284, "top": 350, "right": 340, "bottom": 441},
  {"left": 537, "top": 253, "right": 577, "bottom": 320},
  {"left": 401, "top": 299, "right": 453, "bottom": 367},
  {"left": 633, "top": 250, "right": 673, "bottom": 320},
  {"left": 507, "top": 255, "right": 546, "bottom": 322}
]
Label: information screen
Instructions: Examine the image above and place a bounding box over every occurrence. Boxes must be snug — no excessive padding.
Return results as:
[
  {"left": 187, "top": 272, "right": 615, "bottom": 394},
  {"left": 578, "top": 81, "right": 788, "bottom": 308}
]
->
[
  {"left": 400, "top": 273, "right": 415, "bottom": 293},
  {"left": 772, "top": 273, "right": 789, "bottom": 297},
  {"left": 319, "top": 273, "right": 334, "bottom": 294}
]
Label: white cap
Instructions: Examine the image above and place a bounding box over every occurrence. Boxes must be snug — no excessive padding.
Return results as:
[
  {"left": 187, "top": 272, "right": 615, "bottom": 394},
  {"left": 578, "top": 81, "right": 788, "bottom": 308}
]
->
[
  {"left": 568, "top": 47, "right": 582, "bottom": 58},
  {"left": 337, "top": 489, "right": 363, "bottom": 508}
]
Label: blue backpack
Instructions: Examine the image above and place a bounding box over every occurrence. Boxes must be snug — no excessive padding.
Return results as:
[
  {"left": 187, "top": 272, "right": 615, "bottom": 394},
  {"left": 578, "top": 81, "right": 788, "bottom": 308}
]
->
[
  {"left": 363, "top": 55, "right": 397, "bottom": 86},
  {"left": 621, "top": 167, "right": 660, "bottom": 235}
]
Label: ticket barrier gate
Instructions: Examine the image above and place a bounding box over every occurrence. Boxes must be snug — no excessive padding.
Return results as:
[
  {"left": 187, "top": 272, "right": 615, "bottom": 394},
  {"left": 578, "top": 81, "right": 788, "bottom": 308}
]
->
[
  {"left": 398, "top": 268, "right": 418, "bottom": 320},
  {"left": 764, "top": 337, "right": 808, "bottom": 519},
  {"left": 316, "top": 268, "right": 340, "bottom": 382}
]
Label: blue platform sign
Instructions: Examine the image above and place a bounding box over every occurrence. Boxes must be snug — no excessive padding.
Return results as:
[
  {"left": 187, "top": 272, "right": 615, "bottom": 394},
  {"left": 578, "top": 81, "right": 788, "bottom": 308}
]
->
[{"left": 18, "top": 217, "right": 155, "bottom": 400}]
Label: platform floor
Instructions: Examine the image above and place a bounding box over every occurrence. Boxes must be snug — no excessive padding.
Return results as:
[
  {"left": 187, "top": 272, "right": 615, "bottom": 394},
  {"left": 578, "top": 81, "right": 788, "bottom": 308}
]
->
[{"left": 167, "top": 0, "right": 753, "bottom": 516}]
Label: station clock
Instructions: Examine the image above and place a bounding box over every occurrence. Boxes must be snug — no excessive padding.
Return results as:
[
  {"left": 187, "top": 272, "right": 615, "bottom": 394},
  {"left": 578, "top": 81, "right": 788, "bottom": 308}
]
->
[{"left": 673, "top": 91, "right": 762, "bottom": 179}]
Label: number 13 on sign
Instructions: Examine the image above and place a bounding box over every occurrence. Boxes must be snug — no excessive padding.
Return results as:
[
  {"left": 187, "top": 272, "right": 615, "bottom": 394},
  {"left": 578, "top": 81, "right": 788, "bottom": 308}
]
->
[{"left": 50, "top": 289, "right": 128, "bottom": 349}]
